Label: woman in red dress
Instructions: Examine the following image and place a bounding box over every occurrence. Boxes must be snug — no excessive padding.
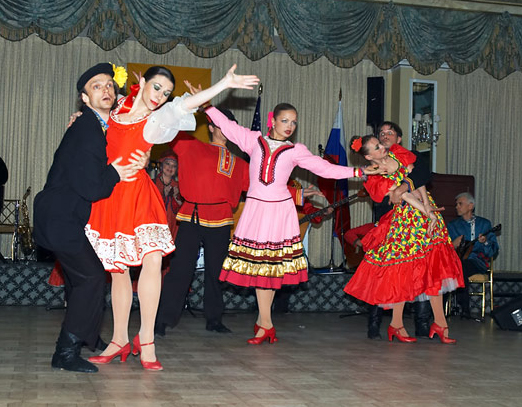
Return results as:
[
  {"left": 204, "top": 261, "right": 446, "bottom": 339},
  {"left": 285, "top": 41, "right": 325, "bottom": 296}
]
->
[
  {"left": 86, "top": 65, "right": 259, "bottom": 370},
  {"left": 344, "top": 135, "right": 463, "bottom": 344}
]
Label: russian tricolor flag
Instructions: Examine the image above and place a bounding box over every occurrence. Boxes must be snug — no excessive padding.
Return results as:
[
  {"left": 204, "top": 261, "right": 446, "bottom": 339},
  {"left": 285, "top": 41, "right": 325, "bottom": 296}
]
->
[
  {"left": 323, "top": 101, "right": 348, "bottom": 198},
  {"left": 317, "top": 100, "right": 351, "bottom": 249}
]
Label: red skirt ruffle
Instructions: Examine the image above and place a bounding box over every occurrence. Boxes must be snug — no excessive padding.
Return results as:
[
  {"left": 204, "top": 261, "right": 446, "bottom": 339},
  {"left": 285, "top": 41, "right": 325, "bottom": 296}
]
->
[
  {"left": 344, "top": 241, "right": 463, "bottom": 307},
  {"left": 219, "top": 269, "right": 308, "bottom": 289}
]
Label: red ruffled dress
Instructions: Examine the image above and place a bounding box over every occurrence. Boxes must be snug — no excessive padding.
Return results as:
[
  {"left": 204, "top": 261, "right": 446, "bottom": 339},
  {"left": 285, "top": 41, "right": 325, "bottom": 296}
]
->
[
  {"left": 344, "top": 145, "right": 464, "bottom": 307},
  {"left": 85, "top": 95, "right": 195, "bottom": 272}
]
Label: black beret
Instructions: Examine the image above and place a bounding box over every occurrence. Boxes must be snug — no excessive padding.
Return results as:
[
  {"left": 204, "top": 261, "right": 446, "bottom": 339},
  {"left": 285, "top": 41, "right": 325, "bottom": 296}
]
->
[{"left": 76, "top": 63, "right": 114, "bottom": 92}]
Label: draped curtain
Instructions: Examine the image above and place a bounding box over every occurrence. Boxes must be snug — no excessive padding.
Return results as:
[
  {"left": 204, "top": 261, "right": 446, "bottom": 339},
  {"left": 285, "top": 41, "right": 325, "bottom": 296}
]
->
[
  {"left": 446, "top": 69, "right": 522, "bottom": 272},
  {"left": 1, "top": 0, "right": 522, "bottom": 79}
]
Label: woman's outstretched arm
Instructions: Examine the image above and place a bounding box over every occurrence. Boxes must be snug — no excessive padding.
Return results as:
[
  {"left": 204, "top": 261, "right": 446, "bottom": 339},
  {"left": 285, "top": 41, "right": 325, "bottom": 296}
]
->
[{"left": 182, "top": 65, "right": 259, "bottom": 110}]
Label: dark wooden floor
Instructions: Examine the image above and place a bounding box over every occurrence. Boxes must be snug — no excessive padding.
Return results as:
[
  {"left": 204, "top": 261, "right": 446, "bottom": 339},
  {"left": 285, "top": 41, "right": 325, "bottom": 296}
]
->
[{"left": 1, "top": 306, "right": 521, "bottom": 407}]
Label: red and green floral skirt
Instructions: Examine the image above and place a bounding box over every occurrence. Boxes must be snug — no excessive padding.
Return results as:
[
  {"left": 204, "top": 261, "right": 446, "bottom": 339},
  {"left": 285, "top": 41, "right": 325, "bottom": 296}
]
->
[{"left": 344, "top": 198, "right": 464, "bottom": 308}]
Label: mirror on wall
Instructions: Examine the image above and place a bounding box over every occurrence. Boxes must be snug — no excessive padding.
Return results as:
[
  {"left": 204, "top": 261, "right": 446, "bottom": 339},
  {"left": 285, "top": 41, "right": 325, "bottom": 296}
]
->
[{"left": 408, "top": 79, "right": 439, "bottom": 171}]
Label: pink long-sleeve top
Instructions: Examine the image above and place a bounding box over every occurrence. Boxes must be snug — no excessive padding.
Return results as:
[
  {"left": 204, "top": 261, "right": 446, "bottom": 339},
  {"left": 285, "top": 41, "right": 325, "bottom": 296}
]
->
[{"left": 206, "top": 107, "right": 357, "bottom": 202}]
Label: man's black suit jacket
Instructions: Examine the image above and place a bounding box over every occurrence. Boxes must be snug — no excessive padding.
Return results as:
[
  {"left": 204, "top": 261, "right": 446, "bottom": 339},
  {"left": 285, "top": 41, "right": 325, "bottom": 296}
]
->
[{"left": 34, "top": 106, "right": 119, "bottom": 253}]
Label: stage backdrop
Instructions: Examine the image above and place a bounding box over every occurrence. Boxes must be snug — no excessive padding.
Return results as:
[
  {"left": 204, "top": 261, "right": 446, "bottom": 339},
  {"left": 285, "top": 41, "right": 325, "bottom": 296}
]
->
[
  {"left": 126, "top": 63, "right": 212, "bottom": 160},
  {"left": 0, "top": 36, "right": 519, "bottom": 271}
]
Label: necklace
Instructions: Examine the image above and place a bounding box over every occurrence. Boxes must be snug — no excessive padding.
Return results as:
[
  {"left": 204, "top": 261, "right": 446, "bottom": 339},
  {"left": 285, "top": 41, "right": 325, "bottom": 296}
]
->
[
  {"left": 159, "top": 175, "right": 172, "bottom": 186},
  {"left": 112, "top": 103, "right": 151, "bottom": 124},
  {"left": 268, "top": 135, "right": 285, "bottom": 141}
]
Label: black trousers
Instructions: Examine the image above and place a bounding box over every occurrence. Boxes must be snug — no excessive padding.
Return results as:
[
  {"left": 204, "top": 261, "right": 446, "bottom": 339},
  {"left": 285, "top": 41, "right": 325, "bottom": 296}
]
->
[
  {"left": 54, "top": 236, "right": 106, "bottom": 348},
  {"left": 457, "top": 257, "right": 487, "bottom": 312},
  {"left": 156, "top": 221, "right": 230, "bottom": 328}
]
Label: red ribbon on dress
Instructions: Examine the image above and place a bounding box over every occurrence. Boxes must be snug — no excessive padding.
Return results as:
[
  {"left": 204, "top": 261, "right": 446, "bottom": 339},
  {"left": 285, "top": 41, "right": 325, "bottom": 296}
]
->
[{"left": 118, "top": 84, "right": 140, "bottom": 114}]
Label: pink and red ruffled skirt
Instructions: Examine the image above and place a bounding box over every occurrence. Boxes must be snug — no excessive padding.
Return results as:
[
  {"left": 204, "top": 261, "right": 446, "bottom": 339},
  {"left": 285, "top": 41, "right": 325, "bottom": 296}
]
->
[{"left": 220, "top": 197, "right": 308, "bottom": 289}]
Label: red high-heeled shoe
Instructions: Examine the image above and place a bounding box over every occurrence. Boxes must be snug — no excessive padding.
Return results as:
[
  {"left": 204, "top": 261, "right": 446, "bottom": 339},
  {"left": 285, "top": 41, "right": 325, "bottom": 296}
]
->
[
  {"left": 247, "top": 326, "right": 278, "bottom": 345},
  {"left": 429, "top": 323, "right": 456, "bottom": 344},
  {"left": 387, "top": 325, "right": 417, "bottom": 343},
  {"left": 88, "top": 341, "right": 131, "bottom": 364},
  {"left": 132, "top": 334, "right": 163, "bottom": 371}
]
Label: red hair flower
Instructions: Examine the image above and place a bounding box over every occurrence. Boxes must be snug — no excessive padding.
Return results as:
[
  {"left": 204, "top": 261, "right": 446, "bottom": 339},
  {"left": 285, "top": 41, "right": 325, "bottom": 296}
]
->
[
  {"left": 351, "top": 137, "right": 362, "bottom": 152},
  {"left": 267, "top": 111, "right": 273, "bottom": 128}
]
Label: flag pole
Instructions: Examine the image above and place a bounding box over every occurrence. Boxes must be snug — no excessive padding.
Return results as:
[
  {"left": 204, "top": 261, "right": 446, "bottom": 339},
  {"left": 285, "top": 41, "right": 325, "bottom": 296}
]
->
[
  {"left": 328, "top": 88, "right": 345, "bottom": 272},
  {"left": 251, "top": 84, "right": 263, "bottom": 131},
  {"left": 316, "top": 91, "right": 351, "bottom": 273},
  {"left": 337, "top": 87, "right": 348, "bottom": 270},
  {"left": 329, "top": 89, "right": 349, "bottom": 272},
  {"left": 328, "top": 184, "right": 338, "bottom": 272}
]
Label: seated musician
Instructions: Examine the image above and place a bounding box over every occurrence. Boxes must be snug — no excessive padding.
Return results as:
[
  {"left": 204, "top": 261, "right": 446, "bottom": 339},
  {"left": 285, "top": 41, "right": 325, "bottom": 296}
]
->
[{"left": 447, "top": 192, "right": 499, "bottom": 318}]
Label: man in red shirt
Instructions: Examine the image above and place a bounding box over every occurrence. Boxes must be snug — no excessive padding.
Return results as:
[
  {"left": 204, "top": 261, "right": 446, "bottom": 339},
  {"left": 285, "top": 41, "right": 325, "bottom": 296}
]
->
[
  {"left": 344, "top": 223, "right": 376, "bottom": 250},
  {"left": 155, "top": 108, "right": 249, "bottom": 335}
]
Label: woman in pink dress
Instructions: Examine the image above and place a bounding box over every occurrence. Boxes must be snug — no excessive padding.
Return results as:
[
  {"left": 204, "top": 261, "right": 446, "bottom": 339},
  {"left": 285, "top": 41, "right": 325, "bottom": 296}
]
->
[
  {"left": 86, "top": 65, "right": 259, "bottom": 370},
  {"left": 205, "top": 103, "right": 373, "bottom": 344}
]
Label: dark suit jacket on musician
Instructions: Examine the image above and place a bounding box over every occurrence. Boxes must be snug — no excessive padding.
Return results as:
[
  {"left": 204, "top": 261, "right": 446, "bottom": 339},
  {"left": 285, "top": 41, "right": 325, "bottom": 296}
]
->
[{"left": 34, "top": 106, "right": 120, "bottom": 253}]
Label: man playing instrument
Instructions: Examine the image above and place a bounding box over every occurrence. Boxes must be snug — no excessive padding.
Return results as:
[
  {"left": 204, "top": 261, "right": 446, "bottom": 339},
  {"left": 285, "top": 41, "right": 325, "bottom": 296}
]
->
[{"left": 447, "top": 192, "right": 499, "bottom": 318}]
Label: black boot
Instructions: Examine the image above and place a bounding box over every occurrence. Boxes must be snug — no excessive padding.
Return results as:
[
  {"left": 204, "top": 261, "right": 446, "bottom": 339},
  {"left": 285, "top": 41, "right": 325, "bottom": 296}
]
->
[
  {"left": 414, "top": 300, "right": 432, "bottom": 337},
  {"left": 367, "top": 305, "right": 383, "bottom": 339},
  {"left": 51, "top": 328, "right": 98, "bottom": 373}
]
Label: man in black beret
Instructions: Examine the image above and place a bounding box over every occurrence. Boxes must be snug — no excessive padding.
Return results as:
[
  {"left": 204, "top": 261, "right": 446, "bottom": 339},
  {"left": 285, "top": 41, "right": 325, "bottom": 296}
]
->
[{"left": 34, "top": 63, "right": 145, "bottom": 373}]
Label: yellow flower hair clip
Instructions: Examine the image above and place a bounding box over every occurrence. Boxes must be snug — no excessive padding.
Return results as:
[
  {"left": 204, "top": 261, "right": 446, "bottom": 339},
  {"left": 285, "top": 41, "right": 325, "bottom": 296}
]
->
[{"left": 111, "top": 63, "right": 128, "bottom": 88}]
